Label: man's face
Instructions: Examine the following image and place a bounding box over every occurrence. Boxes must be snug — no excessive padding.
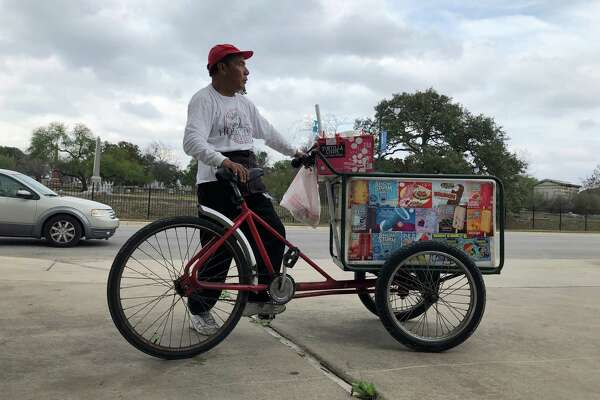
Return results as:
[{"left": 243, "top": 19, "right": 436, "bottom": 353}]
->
[{"left": 222, "top": 55, "right": 249, "bottom": 92}]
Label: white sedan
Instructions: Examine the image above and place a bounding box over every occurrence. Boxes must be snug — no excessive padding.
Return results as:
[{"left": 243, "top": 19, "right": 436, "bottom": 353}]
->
[{"left": 0, "top": 168, "right": 119, "bottom": 247}]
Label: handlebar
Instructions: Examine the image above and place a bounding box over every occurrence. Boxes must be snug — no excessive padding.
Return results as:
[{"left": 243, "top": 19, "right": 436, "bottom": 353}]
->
[
  {"left": 291, "top": 153, "right": 314, "bottom": 168},
  {"left": 291, "top": 143, "right": 317, "bottom": 169},
  {"left": 291, "top": 144, "right": 343, "bottom": 176}
]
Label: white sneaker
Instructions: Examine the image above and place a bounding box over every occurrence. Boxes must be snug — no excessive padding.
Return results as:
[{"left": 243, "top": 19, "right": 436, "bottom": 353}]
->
[
  {"left": 243, "top": 302, "right": 286, "bottom": 317},
  {"left": 190, "top": 312, "right": 220, "bottom": 335}
]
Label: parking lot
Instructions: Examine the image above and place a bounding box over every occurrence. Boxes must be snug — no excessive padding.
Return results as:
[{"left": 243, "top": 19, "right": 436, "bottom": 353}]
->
[{"left": 1, "top": 226, "right": 599, "bottom": 399}]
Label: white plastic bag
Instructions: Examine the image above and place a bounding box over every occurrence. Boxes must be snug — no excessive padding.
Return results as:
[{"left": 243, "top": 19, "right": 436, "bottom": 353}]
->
[{"left": 280, "top": 167, "right": 320, "bottom": 227}]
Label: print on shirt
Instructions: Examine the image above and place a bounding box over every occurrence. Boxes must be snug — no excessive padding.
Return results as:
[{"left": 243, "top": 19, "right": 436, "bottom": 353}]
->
[{"left": 222, "top": 110, "right": 253, "bottom": 144}]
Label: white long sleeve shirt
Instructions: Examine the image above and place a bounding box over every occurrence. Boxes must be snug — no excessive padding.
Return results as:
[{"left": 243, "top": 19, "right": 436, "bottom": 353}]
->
[{"left": 183, "top": 84, "right": 296, "bottom": 184}]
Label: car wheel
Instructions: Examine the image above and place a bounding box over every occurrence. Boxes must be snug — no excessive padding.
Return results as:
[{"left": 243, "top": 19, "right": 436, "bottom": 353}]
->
[{"left": 44, "top": 215, "right": 82, "bottom": 247}]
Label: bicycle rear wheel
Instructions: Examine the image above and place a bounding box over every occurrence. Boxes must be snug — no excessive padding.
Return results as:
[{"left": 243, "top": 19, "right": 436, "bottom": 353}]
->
[
  {"left": 356, "top": 271, "right": 434, "bottom": 321},
  {"left": 376, "top": 241, "right": 486, "bottom": 352},
  {"left": 107, "top": 216, "right": 251, "bottom": 359}
]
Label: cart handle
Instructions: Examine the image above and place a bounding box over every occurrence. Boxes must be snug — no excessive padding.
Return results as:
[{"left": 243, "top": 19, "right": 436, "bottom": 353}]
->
[
  {"left": 291, "top": 145, "right": 343, "bottom": 176},
  {"left": 291, "top": 144, "right": 316, "bottom": 168}
]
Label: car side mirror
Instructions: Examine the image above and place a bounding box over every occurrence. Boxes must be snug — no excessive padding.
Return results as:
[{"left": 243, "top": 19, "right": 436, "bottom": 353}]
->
[{"left": 16, "top": 189, "right": 34, "bottom": 199}]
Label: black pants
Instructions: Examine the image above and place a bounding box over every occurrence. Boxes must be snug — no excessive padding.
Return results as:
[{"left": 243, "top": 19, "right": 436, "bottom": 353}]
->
[{"left": 188, "top": 180, "right": 286, "bottom": 314}]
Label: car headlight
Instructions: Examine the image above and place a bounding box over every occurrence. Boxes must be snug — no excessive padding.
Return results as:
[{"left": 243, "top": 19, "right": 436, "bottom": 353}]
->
[{"left": 91, "top": 209, "right": 114, "bottom": 217}]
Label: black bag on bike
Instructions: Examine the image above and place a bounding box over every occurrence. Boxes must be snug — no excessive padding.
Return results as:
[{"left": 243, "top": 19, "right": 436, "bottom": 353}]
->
[{"left": 221, "top": 150, "right": 267, "bottom": 195}]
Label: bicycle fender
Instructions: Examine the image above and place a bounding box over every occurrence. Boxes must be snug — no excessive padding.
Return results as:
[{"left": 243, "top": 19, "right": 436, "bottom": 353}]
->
[{"left": 197, "top": 205, "right": 257, "bottom": 268}]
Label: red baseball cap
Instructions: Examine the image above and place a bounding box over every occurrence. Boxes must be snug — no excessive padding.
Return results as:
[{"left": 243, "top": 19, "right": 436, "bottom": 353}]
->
[{"left": 207, "top": 44, "right": 253, "bottom": 70}]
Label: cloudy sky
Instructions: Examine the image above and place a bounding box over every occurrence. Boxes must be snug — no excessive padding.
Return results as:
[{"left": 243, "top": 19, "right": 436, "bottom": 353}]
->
[{"left": 0, "top": 0, "right": 598, "bottom": 183}]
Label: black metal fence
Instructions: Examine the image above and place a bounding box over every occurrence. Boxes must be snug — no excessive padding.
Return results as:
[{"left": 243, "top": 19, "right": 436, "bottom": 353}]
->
[
  {"left": 53, "top": 183, "right": 600, "bottom": 231},
  {"left": 506, "top": 210, "right": 600, "bottom": 232},
  {"left": 57, "top": 183, "right": 329, "bottom": 224}
]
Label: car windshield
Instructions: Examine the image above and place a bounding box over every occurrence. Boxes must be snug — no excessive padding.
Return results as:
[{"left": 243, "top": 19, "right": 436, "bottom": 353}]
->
[{"left": 15, "top": 173, "right": 59, "bottom": 196}]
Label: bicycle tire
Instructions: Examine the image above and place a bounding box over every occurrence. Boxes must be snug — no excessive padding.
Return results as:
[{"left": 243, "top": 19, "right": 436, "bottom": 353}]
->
[
  {"left": 356, "top": 271, "right": 433, "bottom": 321},
  {"left": 355, "top": 271, "right": 378, "bottom": 316},
  {"left": 375, "top": 241, "right": 486, "bottom": 352},
  {"left": 107, "top": 216, "right": 251, "bottom": 359}
]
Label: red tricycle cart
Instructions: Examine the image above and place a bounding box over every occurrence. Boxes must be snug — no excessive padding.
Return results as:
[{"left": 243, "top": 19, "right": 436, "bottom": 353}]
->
[{"left": 107, "top": 146, "right": 504, "bottom": 359}]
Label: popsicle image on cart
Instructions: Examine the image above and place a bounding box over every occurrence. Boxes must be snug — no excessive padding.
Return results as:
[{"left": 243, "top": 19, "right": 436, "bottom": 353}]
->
[{"left": 378, "top": 207, "right": 415, "bottom": 232}]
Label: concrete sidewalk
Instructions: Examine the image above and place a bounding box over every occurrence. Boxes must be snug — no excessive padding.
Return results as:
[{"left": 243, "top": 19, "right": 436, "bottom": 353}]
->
[
  {"left": 2, "top": 253, "right": 599, "bottom": 399},
  {"left": 0, "top": 256, "right": 349, "bottom": 400},
  {"left": 272, "top": 257, "right": 600, "bottom": 400}
]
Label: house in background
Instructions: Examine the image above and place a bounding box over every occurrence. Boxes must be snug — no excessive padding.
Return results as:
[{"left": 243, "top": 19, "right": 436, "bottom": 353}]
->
[{"left": 534, "top": 179, "right": 581, "bottom": 200}]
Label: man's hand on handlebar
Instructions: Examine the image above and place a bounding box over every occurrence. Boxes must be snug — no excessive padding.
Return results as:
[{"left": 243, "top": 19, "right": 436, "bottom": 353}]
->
[
  {"left": 293, "top": 149, "right": 306, "bottom": 159},
  {"left": 222, "top": 159, "right": 248, "bottom": 183},
  {"left": 291, "top": 145, "right": 317, "bottom": 169}
]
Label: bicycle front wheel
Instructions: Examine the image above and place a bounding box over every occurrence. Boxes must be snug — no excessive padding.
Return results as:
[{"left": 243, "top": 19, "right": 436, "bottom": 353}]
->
[{"left": 107, "top": 216, "right": 252, "bottom": 359}]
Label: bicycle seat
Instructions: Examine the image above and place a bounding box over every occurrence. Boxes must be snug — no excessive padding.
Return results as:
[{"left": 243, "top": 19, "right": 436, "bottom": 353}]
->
[
  {"left": 247, "top": 168, "right": 264, "bottom": 181},
  {"left": 215, "top": 167, "right": 264, "bottom": 183}
]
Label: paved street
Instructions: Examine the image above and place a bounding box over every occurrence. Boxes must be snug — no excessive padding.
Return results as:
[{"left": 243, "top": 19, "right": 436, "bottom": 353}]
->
[
  {"left": 2, "top": 223, "right": 599, "bottom": 261},
  {"left": 1, "top": 226, "right": 599, "bottom": 399}
]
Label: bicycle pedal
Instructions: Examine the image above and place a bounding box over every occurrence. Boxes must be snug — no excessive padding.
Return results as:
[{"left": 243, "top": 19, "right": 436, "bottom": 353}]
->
[{"left": 283, "top": 247, "right": 300, "bottom": 268}]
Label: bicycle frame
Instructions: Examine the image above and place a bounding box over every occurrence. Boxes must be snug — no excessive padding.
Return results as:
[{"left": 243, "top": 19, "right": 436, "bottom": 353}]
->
[{"left": 180, "top": 199, "right": 376, "bottom": 300}]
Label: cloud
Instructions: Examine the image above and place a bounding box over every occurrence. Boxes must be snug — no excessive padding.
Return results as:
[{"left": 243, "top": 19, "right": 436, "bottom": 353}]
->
[
  {"left": 578, "top": 119, "right": 598, "bottom": 131},
  {"left": 119, "top": 101, "right": 162, "bottom": 119},
  {"left": 0, "top": 0, "right": 599, "bottom": 184}
]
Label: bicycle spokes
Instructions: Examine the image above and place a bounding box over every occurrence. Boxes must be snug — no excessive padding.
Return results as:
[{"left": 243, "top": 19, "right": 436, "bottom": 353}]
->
[
  {"left": 387, "top": 251, "right": 476, "bottom": 340},
  {"left": 113, "top": 222, "right": 247, "bottom": 352}
]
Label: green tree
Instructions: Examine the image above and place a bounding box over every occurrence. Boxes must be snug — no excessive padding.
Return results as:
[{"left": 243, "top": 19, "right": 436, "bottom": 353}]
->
[
  {"left": 0, "top": 146, "right": 26, "bottom": 161},
  {"left": 543, "top": 196, "right": 574, "bottom": 213},
  {"left": 255, "top": 150, "right": 269, "bottom": 168},
  {"left": 0, "top": 146, "right": 47, "bottom": 179},
  {"left": 583, "top": 165, "right": 600, "bottom": 190},
  {"left": 573, "top": 191, "right": 600, "bottom": 214},
  {"left": 101, "top": 141, "right": 151, "bottom": 185},
  {"left": 147, "top": 160, "right": 181, "bottom": 186},
  {"left": 104, "top": 141, "right": 146, "bottom": 163},
  {"left": 59, "top": 124, "right": 96, "bottom": 190},
  {"left": 0, "top": 154, "right": 16, "bottom": 169},
  {"left": 508, "top": 174, "right": 539, "bottom": 212},
  {"left": 28, "top": 122, "right": 96, "bottom": 190},
  {"left": 181, "top": 159, "right": 198, "bottom": 187},
  {"left": 262, "top": 160, "right": 295, "bottom": 201},
  {"left": 0, "top": 146, "right": 22, "bottom": 170},
  {"left": 356, "top": 88, "right": 527, "bottom": 210},
  {"left": 19, "top": 157, "right": 47, "bottom": 180},
  {"left": 28, "top": 122, "right": 65, "bottom": 168},
  {"left": 145, "top": 141, "right": 174, "bottom": 164},
  {"left": 141, "top": 142, "right": 182, "bottom": 186}
]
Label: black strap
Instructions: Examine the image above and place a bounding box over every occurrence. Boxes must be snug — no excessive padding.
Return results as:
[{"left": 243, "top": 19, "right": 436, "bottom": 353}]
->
[{"left": 220, "top": 150, "right": 266, "bottom": 195}]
